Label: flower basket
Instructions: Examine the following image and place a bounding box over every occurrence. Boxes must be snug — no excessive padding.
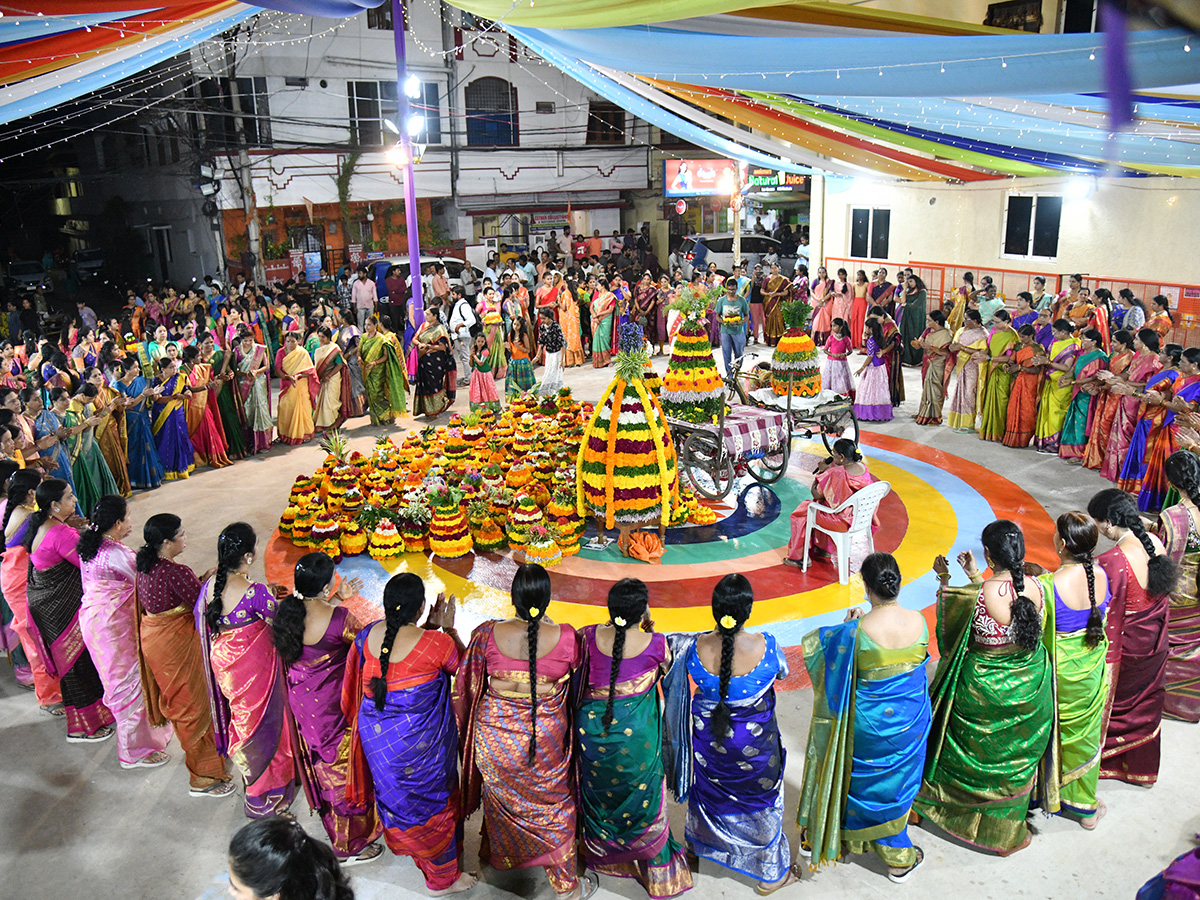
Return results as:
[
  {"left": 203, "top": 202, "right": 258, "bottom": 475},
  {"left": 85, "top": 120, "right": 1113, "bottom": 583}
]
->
[{"left": 429, "top": 503, "right": 473, "bottom": 558}]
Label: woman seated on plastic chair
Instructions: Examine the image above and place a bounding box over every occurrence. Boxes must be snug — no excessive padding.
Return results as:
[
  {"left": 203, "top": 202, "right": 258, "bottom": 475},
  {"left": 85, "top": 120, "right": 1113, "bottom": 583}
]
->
[{"left": 785, "top": 439, "right": 879, "bottom": 567}]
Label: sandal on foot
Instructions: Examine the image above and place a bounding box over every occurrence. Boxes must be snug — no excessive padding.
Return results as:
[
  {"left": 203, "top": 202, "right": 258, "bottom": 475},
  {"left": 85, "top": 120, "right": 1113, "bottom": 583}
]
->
[
  {"left": 1081, "top": 798, "right": 1107, "bottom": 831},
  {"left": 121, "top": 750, "right": 171, "bottom": 769},
  {"left": 887, "top": 847, "right": 924, "bottom": 884},
  {"left": 755, "top": 866, "right": 800, "bottom": 895},
  {"left": 39, "top": 702, "right": 65, "bottom": 717},
  {"left": 190, "top": 781, "right": 237, "bottom": 799},
  {"left": 578, "top": 873, "right": 599, "bottom": 900},
  {"left": 997, "top": 831, "right": 1032, "bottom": 857},
  {"left": 797, "top": 827, "right": 812, "bottom": 859},
  {"left": 67, "top": 725, "right": 114, "bottom": 744},
  {"left": 340, "top": 843, "right": 384, "bottom": 867}
]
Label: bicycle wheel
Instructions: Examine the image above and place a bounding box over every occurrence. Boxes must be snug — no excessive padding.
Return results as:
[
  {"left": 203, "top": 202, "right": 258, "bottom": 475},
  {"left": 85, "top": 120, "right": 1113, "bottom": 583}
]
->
[
  {"left": 820, "top": 405, "right": 861, "bottom": 452},
  {"left": 682, "top": 431, "right": 735, "bottom": 500},
  {"left": 748, "top": 437, "right": 790, "bottom": 485}
]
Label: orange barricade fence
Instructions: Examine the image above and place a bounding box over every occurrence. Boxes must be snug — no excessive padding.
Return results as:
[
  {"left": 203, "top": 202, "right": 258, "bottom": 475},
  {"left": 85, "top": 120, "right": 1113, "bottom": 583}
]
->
[{"left": 825, "top": 256, "right": 1200, "bottom": 347}]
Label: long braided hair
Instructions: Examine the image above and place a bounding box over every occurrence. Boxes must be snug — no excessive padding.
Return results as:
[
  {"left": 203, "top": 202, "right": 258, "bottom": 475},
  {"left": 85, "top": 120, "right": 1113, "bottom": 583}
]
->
[
  {"left": 711, "top": 573, "right": 754, "bottom": 747},
  {"left": 1165, "top": 450, "right": 1200, "bottom": 599},
  {"left": 206, "top": 522, "right": 257, "bottom": 635},
  {"left": 370, "top": 573, "right": 425, "bottom": 711},
  {"left": 1057, "top": 511, "right": 1105, "bottom": 648},
  {"left": 1088, "top": 488, "right": 1179, "bottom": 598},
  {"left": 272, "top": 552, "right": 335, "bottom": 667},
  {"left": 602, "top": 578, "right": 649, "bottom": 735},
  {"left": 981, "top": 520, "right": 1041, "bottom": 651},
  {"left": 512, "top": 563, "right": 551, "bottom": 765}
]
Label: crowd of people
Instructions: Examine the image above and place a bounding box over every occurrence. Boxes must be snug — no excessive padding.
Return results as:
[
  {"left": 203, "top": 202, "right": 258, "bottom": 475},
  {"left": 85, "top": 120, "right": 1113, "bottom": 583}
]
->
[{"left": 3, "top": 430, "right": 1199, "bottom": 898}]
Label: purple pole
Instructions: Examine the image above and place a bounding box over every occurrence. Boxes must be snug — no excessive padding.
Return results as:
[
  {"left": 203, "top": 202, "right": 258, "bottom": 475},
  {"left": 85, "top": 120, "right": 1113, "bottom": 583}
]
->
[{"left": 391, "top": 0, "right": 423, "bottom": 321}]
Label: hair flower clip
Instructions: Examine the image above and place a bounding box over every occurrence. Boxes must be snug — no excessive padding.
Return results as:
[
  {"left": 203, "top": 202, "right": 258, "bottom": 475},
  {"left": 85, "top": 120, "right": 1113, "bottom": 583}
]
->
[
  {"left": 613, "top": 616, "right": 627, "bottom": 628},
  {"left": 719, "top": 615, "right": 737, "bottom": 630},
  {"left": 528, "top": 606, "right": 541, "bottom": 619}
]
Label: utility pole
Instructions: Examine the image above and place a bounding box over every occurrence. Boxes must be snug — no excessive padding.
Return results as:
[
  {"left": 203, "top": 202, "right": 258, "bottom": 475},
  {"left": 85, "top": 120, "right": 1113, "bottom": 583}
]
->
[
  {"left": 224, "top": 34, "right": 263, "bottom": 286},
  {"left": 391, "top": 0, "right": 424, "bottom": 316}
]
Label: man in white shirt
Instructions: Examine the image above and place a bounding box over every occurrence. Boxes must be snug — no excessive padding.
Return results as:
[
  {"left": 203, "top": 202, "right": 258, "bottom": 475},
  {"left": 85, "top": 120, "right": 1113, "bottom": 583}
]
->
[
  {"left": 351, "top": 267, "right": 378, "bottom": 330},
  {"left": 557, "top": 231, "right": 571, "bottom": 258},
  {"left": 448, "top": 285, "right": 477, "bottom": 385},
  {"left": 504, "top": 258, "right": 525, "bottom": 284}
]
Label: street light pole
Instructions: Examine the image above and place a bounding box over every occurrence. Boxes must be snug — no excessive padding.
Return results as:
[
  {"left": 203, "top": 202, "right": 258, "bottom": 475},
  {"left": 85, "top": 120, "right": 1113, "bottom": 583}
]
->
[{"left": 391, "top": 0, "right": 423, "bottom": 319}]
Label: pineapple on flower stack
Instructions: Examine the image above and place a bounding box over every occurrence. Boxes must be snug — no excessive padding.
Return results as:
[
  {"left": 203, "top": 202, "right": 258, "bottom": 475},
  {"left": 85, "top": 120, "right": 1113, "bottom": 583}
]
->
[
  {"left": 392, "top": 491, "right": 431, "bottom": 553},
  {"left": 661, "top": 285, "right": 724, "bottom": 423},
  {"left": 771, "top": 297, "right": 822, "bottom": 397},
  {"left": 577, "top": 322, "right": 681, "bottom": 555},
  {"left": 319, "top": 431, "right": 360, "bottom": 514}
]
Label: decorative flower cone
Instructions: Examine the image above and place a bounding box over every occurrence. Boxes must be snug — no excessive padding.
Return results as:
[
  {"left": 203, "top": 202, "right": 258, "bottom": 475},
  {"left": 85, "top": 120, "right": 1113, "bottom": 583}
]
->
[
  {"left": 489, "top": 488, "right": 516, "bottom": 530},
  {"left": 523, "top": 524, "right": 562, "bottom": 567},
  {"left": 506, "top": 493, "right": 546, "bottom": 547},
  {"left": 551, "top": 505, "right": 584, "bottom": 557},
  {"left": 278, "top": 504, "right": 298, "bottom": 540},
  {"left": 506, "top": 463, "right": 535, "bottom": 493},
  {"left": 339, "top": 520, "right": 368, "bottom": 557},
  {"left": 292, "top": 503, "right": 319, "bottom": 548},
  {"left": 341, "top": 488, "right": 364, "bottom": 519},
  {"left": 661, "top": 286, "right": 724, "bottom": 423},
  {"left": 577, "top": 322, "right": 680, "bottom": 531},
  {"left": 311, "top": 516, "right": 341, "bottom": 563},
  {"left": 429, "top": 505, "right": 472, "bottom": 558},
  {"left": 369, "top": 519, "right": 404, "bottom": 560},
  {"left": 474, "top": 516, "right": 506, "bottom": 552},
  {"left": 772, "top": 297, "right": 822, "bottom": 397}
]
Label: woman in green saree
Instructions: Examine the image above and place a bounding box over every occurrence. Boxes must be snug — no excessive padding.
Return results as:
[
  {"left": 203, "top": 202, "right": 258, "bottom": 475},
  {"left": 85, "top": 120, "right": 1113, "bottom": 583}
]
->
[
  {"left": 913, "top": 520, "right": 1055, "bottom": 856},
  {"left": 1035, "top": 511, "right": 1110, "bottom": 828},
  {"left": 576, "top": 579, "right": 692, "bottom": 898},
  {"left": 360, "top": 315, "right": 408, "bottom": 426},
  {"left": 1059, "top": 329, "right": 1109, "bottom": 462},
  {"left": 976, "top": 310, "right": 1019, "bottom": 442},
  {"left": 65, "top": 383, "right": 119, "bottom": 518},
  {"left": 208, "top": 336, "right": 248, "bottom": 460},
  {"left": 797, "top": 552, "right": 931, "bottom": 883}
]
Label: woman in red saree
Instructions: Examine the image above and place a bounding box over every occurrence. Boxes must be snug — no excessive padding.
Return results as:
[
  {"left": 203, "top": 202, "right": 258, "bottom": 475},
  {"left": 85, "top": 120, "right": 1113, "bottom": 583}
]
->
[
  {"left": 1156, "top": 452, "right": 1200, "bottom": 724},
  {"left": 850, "top": 270, "right": 870, "bottom": 350},
  {"left": 196, "top": 522, "right": 297, "bottom": 817},
  {"left": 1147, "top": 295, "right": 1174, "bottom": 340},
  {"left": 1089, "top": 489, "right": 1177, "bottom": 786},
  {"left": 784, "top": 439, "right": 878, "bottom": 566},
  {"left": 347, "top": 574, "right": 474, "bottom": 892},
  {"left": 454, "top": 564, "right": 589, "bottom": 899},
  {"left": 1082, "top": 330, "right": 1134, "bottom": 469},
  {"left": 1002, "top": 325, "right": 1043, "bottom": 448},
  {"left": 180, "top": 344, "right": 231, "bottom": 468},
  {"left": 1100, "top": 330, "right": 1165, "bottom": 481}
]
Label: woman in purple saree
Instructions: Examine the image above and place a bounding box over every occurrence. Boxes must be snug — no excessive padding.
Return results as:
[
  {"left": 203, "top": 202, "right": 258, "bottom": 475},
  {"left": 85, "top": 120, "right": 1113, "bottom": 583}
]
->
[
  {"left": 345, "top": 572, "right": 474, "bottom": 894},
  {"left": 663, "top": 574, "right": 795, "bottom": 894},
  {"left": 195, "top": 522, "right": 297, "bottom": 817},
  {"left": 271, "top": 552, "right": 381, "bottom": 864}
]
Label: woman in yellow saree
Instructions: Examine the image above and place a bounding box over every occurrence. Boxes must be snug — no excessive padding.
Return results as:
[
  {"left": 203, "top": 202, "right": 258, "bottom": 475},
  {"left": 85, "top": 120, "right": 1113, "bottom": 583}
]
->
[
  {"left": 84, "top": 366, "right": 131, "bottom": 497},
  {"left": 360, "top": 315, "right": 408, "bottom": 426},
  {"left": 977, "top": 310, "right": 1019, "bottom": 442},
  {"left": 274, "top": 332, "right": 318, "bottom": 445},
  {"left": 945, "top": 310, "right": 988, "bottom": 433},
  {"left": 313, "top": 327, "right": 353, "bottom": 431},
  {"left": 1032, "top": 319, "right": 1079, "bottom": 454}
]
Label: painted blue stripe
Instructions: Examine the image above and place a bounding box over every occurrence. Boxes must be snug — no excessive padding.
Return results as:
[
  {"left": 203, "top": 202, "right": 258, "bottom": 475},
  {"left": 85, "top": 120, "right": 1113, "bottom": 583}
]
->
[{"left": 750, "top": 443, "right": 990, "bottom": 646}]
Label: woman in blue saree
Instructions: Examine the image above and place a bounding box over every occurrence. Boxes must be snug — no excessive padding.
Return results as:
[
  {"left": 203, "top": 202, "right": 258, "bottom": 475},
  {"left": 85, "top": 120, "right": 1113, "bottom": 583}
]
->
[
  {"left": 150, "top": 357, "right": 195, "bottom": 481},
  {"left": 113, "top": 357, "right": 165, "bottom": 490},
  {"left": 796, "top": 552, "right": 931, "bottom": 882},
  {"left": 29, "top": 387, "right": 76, "bottom": 491},
  {"left": 346, "top": 573, "right": 475, "bottom": 894},
  {"left": 663, "top": 574, "right": 795, "bottom": 894}
]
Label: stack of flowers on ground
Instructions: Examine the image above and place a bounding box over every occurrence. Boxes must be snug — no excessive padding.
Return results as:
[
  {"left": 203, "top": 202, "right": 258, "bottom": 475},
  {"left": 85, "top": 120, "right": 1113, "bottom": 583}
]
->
[
  {"left": 661, "top": 285, "right": 724, "bottom": 423},
  {"left": 772, "top": 297, "right": 822, "bottom": 397}
]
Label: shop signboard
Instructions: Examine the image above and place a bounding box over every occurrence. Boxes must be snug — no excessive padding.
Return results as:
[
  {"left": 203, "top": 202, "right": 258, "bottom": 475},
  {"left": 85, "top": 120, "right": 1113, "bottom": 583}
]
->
[
  {"left": 745, "top": 167, "right": 810, "bottom": 193},
  {"left": 663, "top": 158, "right": 738, "bottom": 197}
]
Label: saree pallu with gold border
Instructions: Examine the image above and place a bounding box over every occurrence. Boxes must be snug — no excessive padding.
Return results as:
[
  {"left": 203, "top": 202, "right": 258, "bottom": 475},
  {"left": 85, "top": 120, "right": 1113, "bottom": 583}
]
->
[
  {"left": 1032, "top": 338, "right": 1079, "bottom": 452},
  {"left": 275, "top": 346, "right": 319, "bottom": 445},
  {"left": 575, "top": 626, "right": 691, "bottom": 899},
  {"left": 1099, "top": 549, "right": 1170, "bottom": 785},
  {"left": 1138, "top": 376, "right": 1200, "bottom": 511},
  {"left": 93, "top": 385, "right": 132, "bottom": 497},
  {"left": 1082, "top": 350, "right": 1132, "bottom": 469},
  {"left": 913, "top": 583, "right": 1058, "bottom": 852},
  {"left": 977, "top": 327, "right": 1018, "bottom": 442},
  {"left": 1002, "top": 346, "right": 1042, "bottom": 448},
  {"left": 360, "top": 334, "right": 408, "bottom": 425},
  {"left": 797, "top": 620, "right": 930, "bottom": 870},
  {"left": 1116, "top": 369, "right": 1181, "bottom": 495},
  {"left": 1156, "top": 503, "right": 1200, "bottom": 722},
  {"left": 1058, "top": 348, "right": 1108, "bottom": 459},
  {"left": 348, "top": 629, "right": 460, "bottom": 890},
  {"left": 184, "top": 362, "right": 231, "bottom": 467},
  {"left": 209, "top": 349, "right": 249, "bottom": 460},
  {"left": 1101, "top": 354, "right": 1164, "bottom": 481},
  {"left": 454, "top": 621, "right": 579, "bottom": 895},
  {"left": 313, "top": 343, "right": 354, "bottom": 429},
  {"left": 151, "top": 374, "right": 195, "bottom": 480}
]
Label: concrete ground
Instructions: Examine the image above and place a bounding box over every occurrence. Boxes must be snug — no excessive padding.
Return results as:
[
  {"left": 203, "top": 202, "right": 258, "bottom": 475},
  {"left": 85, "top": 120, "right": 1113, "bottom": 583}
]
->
[{"left": 0, "top": 344, "right": 1195, "bottom": 900}]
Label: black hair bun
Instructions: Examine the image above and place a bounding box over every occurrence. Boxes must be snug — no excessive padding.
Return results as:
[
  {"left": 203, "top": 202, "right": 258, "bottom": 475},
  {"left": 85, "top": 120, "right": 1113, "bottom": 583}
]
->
[{"left": 876, "top": 570, "right": 901, "bottom": 597}]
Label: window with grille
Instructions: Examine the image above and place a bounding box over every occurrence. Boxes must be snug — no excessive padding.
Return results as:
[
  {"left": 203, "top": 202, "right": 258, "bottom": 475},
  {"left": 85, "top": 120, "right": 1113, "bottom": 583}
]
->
[
  {"left": 536, "top": 101, "right": 555, "bottom": 114},
  {"left": 465, "top": 78, "right": 518, "bottom": 147},
  {"left": 348, "top": 81, "right": 398, "bottom": 147},
  {"left": 586, "top": 103, "right": 625, "bottom": 145},
  {"left": 415, "top": 82, "right": 441, "bottom": 144},
  {"left": 1002, "top": 194, "right": 1062, "bottom": 260},
  {"left": 197, "top": 77, "right": 271, "bottom": 148}
]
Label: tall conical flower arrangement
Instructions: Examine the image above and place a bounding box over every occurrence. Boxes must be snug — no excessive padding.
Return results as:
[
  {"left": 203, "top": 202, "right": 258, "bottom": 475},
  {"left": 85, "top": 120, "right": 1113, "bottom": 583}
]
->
[
  {"left": 661, "top": 285, "right": 724, "bottom": 423},
  {"left": 772, "top": 297, "right": 822, "bottom": 397},
  {"left": 577, "top": 323, "right": 680, "bottom": 530}
]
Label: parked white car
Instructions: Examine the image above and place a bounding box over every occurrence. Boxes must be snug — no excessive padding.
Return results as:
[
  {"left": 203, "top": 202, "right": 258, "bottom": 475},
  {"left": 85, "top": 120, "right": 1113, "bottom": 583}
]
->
[
  {"left": 678, "top": 233, "right": 805, "bottom": 279},
  {"left": 366, "top": 255, "right": 469, "bottom": 304}
]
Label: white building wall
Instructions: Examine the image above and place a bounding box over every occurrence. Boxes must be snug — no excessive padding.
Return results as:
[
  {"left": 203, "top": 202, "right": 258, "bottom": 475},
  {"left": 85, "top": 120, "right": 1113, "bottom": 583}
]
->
[{"left": 819, "top": 175, "right": 1200, "bottom": 287}]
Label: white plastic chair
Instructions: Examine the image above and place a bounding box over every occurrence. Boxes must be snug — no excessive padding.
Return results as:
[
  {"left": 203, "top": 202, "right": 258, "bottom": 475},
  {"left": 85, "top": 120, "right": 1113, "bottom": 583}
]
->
[{"left": 801, "top": 480, "right": 892, "bottom": 585}]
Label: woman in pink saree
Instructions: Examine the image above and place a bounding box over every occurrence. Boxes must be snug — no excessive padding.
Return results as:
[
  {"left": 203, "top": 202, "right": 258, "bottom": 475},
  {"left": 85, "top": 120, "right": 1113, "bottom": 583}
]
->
[
  {"left": 785, "top": 440, "right": 879, "bottom": 565},
  {"left": 78, "top": 495, "right": 173, "bottom": 767},
  {"left": 180, "top": 344, "right": 231, "bottom": 468},
  {"left": 271, "top": 553, "right": 382, "bottom": 863},
  {"left": 1100, "top": 329, "right": 1164, "bottom": 482},
  {"left": 233, "top": 330, "right": 273, "bottom": 453},
  {"left": 196, "top": 522, "right": 296, "bottom": 817}
]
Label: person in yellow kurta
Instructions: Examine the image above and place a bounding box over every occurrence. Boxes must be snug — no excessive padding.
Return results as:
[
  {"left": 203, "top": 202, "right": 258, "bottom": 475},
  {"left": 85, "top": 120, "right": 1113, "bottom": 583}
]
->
[{"left": 273, "top": 332, "right": 318, "bottom": 445}]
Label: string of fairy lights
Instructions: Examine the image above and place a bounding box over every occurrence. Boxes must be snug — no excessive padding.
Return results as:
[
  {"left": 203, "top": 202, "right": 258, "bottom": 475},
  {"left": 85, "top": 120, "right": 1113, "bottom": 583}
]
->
[{"left": 0, "top": 2, "right": 1198, "bottom": 174}]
